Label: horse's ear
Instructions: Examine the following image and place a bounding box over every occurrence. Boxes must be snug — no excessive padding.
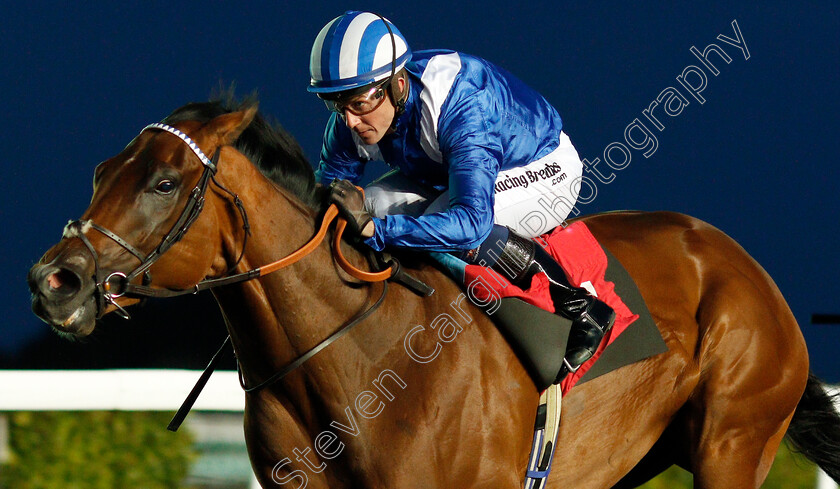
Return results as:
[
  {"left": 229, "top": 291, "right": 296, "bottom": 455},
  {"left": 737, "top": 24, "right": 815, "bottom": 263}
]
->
[{"left": 205, "top": 104, "right": 259, "bottom": 146}]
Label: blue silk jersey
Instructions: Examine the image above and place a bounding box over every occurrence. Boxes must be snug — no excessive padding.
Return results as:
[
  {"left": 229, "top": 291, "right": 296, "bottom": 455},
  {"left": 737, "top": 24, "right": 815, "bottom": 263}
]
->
[{"left": 315, "top": 49, "right": 564, "bottom": 251}]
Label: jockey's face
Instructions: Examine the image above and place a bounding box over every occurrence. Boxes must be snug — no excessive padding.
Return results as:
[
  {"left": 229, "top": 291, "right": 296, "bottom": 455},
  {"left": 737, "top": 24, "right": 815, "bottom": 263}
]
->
[{"left": 342, "top": 77, "right": 405, "bottom": 145}]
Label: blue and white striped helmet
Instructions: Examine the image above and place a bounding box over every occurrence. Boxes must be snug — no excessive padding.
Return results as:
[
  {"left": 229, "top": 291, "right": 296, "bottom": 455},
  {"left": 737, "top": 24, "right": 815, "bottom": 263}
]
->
[{"left": 308, "top": 11, "right": 411, "bottom": 94}]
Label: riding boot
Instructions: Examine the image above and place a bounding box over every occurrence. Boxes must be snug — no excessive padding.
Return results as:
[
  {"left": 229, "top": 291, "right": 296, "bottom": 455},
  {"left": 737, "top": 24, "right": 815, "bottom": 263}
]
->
[{"left": 488, "top": 228, "right": 616, "bottom": 380}]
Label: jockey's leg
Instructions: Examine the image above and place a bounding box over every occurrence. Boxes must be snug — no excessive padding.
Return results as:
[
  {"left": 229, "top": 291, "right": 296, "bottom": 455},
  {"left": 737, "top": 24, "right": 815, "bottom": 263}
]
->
[
  {"left": 364, "top": 169, "right": 443, "bottom": 218},
  {"left": 470, "top": 225, "right": 615, "bottom": 379}
]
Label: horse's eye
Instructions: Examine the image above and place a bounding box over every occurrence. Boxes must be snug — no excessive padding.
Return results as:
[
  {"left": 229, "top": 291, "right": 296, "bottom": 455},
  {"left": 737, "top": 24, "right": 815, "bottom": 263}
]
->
[{"left": 155, "top": 179, "right": 176, "bottom": 195}]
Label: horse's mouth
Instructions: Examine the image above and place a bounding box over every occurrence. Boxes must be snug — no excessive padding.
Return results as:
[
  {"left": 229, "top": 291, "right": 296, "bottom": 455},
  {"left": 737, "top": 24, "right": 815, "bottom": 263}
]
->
[
  {"left": 57, "top": 303, "right": 91, "bottom": 332},
  {"left": 31, "top": 293, "right": 97, "bottom": 337}
]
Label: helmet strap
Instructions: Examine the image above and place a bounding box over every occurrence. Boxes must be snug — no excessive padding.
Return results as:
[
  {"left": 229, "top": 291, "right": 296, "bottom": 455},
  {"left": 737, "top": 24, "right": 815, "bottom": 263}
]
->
[{"left": 373, "top": 13, "right": 406, "bottom": 130}]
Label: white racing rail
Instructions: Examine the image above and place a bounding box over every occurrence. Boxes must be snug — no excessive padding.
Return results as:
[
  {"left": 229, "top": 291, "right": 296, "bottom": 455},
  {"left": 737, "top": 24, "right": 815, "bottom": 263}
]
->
[
  {"left": 0, "top": 370, "right": 837, "bottom": 488},
  {"left": 0, "top": 369, "right": 243, "bottom": 411}
]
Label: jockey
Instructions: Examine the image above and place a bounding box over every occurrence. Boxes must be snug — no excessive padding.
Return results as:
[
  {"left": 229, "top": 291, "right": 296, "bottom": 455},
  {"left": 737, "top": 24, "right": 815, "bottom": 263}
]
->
[{"left": 308, "top": 11, "right": 614, "bottom": 378}]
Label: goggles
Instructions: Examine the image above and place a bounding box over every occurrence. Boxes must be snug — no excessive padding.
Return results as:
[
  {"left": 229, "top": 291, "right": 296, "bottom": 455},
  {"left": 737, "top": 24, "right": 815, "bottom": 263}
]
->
[{"left": 322, "top": 82, "right": 388, "bottom": 117}]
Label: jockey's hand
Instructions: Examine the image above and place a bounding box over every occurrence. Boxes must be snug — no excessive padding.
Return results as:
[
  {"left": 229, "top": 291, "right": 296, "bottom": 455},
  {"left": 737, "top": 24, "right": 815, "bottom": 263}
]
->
[{"left": 329, "top": 179, "right": 374, "bottom": 238}]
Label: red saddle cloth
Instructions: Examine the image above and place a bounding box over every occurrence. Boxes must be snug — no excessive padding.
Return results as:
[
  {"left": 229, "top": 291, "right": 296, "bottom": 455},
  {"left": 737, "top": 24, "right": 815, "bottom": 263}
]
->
[{"left": 464, "top": 222, "right": 639, "bottom": 395}]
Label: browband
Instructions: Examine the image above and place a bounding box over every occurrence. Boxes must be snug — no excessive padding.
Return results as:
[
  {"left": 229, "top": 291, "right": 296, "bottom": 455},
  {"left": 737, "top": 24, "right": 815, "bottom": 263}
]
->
[{"left": 143, "top": 123, "right": 216, "bottom": 171}]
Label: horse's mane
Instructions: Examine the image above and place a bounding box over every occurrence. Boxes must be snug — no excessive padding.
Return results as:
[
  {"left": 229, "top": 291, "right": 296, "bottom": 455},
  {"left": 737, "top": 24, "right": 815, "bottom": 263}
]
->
[{"left": 161, "top": 93, "right": 320, "bottom": 209}]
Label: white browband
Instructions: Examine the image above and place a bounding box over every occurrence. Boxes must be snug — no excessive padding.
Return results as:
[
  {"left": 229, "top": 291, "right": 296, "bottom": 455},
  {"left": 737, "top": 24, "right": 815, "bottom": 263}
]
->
[{"left": 142, "top": 122, "right": 215, "bottom": 169}]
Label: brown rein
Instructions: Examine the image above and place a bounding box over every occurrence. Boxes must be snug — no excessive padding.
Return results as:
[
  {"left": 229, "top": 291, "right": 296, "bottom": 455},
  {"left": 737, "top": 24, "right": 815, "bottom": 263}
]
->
[
  {"left": 261, "top": 203, "right": 392, "bottom": 282},
  {"left": 115, "top": 203, "right": 394, "bottom": 302}
]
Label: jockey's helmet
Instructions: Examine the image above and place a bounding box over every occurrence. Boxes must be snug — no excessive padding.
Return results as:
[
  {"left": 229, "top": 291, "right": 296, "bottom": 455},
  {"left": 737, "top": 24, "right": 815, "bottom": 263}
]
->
[{"left": 308, "top": 11, "right": 411, "bottom": 96}]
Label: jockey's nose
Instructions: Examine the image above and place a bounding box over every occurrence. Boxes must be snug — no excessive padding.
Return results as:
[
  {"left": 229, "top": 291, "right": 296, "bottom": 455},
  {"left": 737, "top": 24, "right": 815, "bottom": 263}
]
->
[{"left": 344, "top": 111, "right": 362, "bottom": 129}]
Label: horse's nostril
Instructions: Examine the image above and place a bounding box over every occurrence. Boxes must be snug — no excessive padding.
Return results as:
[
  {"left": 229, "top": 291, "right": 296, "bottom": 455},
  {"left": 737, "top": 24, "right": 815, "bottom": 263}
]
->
[{"left": 47, "top": 268, "right": 82, "bottom": 294}]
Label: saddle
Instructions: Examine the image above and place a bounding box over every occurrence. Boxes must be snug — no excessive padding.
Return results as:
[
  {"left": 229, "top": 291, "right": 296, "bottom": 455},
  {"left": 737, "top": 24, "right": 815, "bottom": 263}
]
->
[{"left": 433, "top": 222, "right": 666, "bottom": 391}]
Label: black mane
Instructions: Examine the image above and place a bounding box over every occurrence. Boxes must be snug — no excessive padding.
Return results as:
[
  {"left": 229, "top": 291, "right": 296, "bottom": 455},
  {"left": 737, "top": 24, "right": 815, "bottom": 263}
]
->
[{"left": 162, "top": 94, "right": 319, "bottom": 209}]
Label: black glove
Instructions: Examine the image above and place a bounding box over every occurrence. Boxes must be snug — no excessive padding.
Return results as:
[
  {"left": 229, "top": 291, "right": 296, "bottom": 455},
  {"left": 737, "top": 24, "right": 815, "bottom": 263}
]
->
[{"left": 329, "top": 179, "right": 373, "bottom": 237}]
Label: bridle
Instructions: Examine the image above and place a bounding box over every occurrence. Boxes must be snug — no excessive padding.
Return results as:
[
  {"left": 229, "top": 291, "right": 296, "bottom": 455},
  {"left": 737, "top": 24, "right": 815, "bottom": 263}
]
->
[
  {"left": 64, "top": 123, "right": 237, "bottom": 320},
  {"left": 61, "top": 121, "right": 432, "bottom": 429}
]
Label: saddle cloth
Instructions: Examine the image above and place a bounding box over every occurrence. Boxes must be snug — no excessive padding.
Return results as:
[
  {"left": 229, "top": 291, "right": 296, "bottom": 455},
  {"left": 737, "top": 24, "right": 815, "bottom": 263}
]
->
[{"left": 436, "top": 221, "right": 667, "bottom": 393}]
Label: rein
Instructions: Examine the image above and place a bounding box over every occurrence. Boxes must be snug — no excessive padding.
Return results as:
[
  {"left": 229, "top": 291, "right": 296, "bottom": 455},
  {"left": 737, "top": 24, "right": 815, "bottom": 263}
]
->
[
  {"left": 64, "top": 122, "right": 431, "bottom": 432},
  {"left": 66, "top": 123, "right": 396, "bottom": 317},
  {"left": 104, "top": 204, "right": 389, "bottom": 299}
]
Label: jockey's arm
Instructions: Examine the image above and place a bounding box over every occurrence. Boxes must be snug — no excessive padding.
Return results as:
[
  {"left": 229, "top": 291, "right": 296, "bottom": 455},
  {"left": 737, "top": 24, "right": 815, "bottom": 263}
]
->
[{"left": 363, "top": 145, "right": 500, "bottom": 251}]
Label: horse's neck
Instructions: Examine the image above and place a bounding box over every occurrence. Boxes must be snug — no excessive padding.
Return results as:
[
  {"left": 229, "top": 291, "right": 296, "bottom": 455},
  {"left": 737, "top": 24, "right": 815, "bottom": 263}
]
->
[{"left": 210, "top": 155, "right": 384, "bottom": 395}]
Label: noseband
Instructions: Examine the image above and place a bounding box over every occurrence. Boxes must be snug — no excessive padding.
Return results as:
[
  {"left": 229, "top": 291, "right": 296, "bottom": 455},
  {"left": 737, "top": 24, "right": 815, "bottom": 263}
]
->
[{"left": 64, "top": 123, "right": 244, "bottom": 319}]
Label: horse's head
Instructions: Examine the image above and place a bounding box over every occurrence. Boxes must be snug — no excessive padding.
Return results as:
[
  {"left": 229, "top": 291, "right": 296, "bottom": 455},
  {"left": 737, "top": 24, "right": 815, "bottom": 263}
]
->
[{"left": 28, "top": 103, "right": 261, "bottom": 336}]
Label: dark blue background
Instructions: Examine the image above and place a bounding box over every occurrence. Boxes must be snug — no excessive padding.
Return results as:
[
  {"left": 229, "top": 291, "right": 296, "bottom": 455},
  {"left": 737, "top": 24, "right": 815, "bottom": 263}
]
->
[{"left": 2, "top": 2, "right": 838, "bottom": 379}]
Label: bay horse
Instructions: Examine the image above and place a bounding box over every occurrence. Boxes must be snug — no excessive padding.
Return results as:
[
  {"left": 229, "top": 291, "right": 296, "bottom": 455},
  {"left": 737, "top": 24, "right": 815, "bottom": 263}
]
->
[{"left": 28, "top": 98, "right": 840, "bottom": 488}]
